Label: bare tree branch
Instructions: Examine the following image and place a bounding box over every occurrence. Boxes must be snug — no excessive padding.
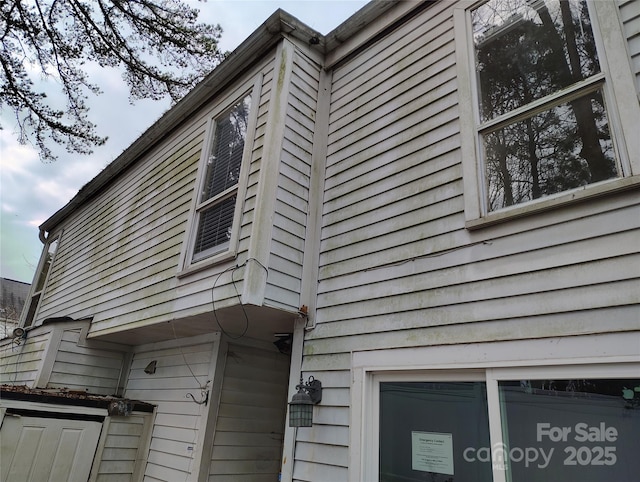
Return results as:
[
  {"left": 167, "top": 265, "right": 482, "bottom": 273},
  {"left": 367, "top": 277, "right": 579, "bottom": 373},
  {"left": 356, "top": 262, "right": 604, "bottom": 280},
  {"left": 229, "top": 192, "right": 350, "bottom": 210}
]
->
[{"left": 0, "top": 0, "right": 223, "bottom": 161}]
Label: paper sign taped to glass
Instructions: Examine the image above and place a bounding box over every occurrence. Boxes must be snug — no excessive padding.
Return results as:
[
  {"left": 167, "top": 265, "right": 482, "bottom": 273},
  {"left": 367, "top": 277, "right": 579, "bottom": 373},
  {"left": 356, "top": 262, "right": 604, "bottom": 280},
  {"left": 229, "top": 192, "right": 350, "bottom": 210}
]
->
[{"left": 411, "top": 431, "right": 454, "bottom": 475}]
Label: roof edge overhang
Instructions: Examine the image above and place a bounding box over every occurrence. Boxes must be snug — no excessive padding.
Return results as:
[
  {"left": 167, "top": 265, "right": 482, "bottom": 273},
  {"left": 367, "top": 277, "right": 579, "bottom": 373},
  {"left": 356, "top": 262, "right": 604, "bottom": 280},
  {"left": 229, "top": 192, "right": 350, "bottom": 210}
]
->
[
  {"left": 39, "top": 1, "right": 432, "bottom": 235},
  {"left": 39, "top": 9, "right": 323, "bottom": 234},
  {"left": 1, "top": 385, "right": 155, "bottom": 413},
  {"left": 324, "top": 0, "right": 434, "bottom": 69}
]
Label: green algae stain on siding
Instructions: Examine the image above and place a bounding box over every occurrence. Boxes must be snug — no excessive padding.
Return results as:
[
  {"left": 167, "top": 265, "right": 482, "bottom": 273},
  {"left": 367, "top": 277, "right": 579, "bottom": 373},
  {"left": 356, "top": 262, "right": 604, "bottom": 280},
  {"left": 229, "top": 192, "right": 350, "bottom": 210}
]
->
[{"left": 92, "top": 133, "right": 204, "bottom": 295}]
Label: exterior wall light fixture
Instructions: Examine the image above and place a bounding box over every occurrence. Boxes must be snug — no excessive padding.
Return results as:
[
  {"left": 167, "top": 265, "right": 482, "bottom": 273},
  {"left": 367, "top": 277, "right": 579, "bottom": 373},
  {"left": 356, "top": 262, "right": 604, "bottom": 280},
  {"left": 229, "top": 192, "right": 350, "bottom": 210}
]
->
[
  {"left": 144, "top": 360, "right": 157, "bottom": 374},
  {"left": 289, "top": 375, "right": 322, "bottom": 427}
]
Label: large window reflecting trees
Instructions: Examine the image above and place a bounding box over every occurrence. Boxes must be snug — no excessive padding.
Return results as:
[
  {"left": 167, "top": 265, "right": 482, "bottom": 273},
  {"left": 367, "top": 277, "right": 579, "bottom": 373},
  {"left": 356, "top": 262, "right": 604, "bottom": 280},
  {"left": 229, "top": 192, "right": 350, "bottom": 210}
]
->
[{"left": 472, "top": 0, "right": 618, "bottom": 211}]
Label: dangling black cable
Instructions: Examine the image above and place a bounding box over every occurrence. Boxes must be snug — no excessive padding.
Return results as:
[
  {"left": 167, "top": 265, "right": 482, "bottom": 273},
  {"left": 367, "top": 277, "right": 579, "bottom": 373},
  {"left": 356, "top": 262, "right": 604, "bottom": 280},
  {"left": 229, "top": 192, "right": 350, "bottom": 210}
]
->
[{"left": 210, "top": 258, "right": 268, "bottom": 340}]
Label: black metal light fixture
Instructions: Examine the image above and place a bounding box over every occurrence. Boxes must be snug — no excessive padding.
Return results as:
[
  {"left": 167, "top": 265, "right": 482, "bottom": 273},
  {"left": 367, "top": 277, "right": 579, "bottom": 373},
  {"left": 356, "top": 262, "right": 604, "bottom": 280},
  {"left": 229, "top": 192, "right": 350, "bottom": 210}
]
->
[
  {"left": 289, "top": 375, "right": 322, "bottom": 427},
  {"left": 144, "top": 360, "right": 157, "bottom": 374}
]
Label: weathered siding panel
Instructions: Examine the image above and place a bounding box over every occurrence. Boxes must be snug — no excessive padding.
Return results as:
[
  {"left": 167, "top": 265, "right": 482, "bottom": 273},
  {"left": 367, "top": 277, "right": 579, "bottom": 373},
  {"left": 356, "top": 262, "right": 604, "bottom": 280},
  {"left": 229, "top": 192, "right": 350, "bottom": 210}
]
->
[
  {"left": 300, "top": 1, "right": 640, "bottom": 479},
  {"left": 125, "top": 339, "right": 216, "bottom": 482},
  {"left": 264, "top": 49, "right": 321, "bottom": 311},
  {"left": 620, "top": 0, "right": 640, "bottom": 93},
  {"left": 296, "top": 6, "right": 464, "bottom": 474},
  {"left": 37, "top": 120, "right": 204, "bottom": 334},
  {"left": 209, "top": 342, "right": 289, "bottom": 482},
  {"left": 95, "top": 414, "right": 152, "bottom": 482},
  {"left": 315, "top": 198, "right": 640, "bottom": 341},
  {"left": 0, "top": 328, "right": 50, "bottom": 386},
  {"left": 48, "top": 328, "right": 126, "bottom": 395},
  {"left": 309, "top": 12, "right": 461, "bottom": 479},
  {"left": 34, "top": 55, "right": 276, "bottom": 336},
  {"left": 319, "top": 0, "right": 640, "bottom": 341}
]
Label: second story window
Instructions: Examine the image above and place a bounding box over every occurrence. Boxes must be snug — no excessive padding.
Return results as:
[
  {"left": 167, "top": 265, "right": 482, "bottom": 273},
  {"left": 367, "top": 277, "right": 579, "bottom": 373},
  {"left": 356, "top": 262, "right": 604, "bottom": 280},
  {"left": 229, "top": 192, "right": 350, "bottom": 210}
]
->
[
  {"left": 473, "top": 0, "right": 615, "bottom": 211},
  {"left": 189, "top": 94, "right": 252, "bottom": 265},
  {"left": 456, "top": 0, "right": 640, "bottom": 225},
  {"left": 193, "top": 95, "right": 251, "bottom": 262},
  {"left": 23, "top": 235, "right": 60, "bottom": 327}
]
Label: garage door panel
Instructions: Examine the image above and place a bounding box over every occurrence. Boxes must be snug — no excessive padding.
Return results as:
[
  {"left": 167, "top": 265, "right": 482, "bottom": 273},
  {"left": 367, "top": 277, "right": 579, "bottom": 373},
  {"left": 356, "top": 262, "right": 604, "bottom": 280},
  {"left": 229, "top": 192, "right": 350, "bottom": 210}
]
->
[
  {"left": 4, "top": 424, "right": 46, "bottom": 479},
  {"left": 1, "top": 415, "right": 102, "bottom": 482}
]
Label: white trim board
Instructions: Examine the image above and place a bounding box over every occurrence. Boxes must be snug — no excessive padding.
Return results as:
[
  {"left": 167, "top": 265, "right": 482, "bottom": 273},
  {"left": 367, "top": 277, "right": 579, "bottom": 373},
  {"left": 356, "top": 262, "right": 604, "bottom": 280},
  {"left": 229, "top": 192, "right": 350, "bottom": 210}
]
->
[{"left": 349, "top": 331, "right": 640, "bottom": 482}]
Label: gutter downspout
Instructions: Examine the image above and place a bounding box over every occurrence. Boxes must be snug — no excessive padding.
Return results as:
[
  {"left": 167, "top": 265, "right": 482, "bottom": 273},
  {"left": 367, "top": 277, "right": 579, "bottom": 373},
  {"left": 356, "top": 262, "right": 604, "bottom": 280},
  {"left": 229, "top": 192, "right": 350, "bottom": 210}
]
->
[{"left": 280, "top": 65, "right": 332, "bottom": 481}]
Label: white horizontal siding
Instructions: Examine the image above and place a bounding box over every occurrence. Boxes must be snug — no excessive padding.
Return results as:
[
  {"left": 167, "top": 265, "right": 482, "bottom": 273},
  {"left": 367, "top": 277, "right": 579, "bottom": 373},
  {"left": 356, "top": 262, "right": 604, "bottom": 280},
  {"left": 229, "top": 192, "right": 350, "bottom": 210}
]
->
[
  {"left": 35, "top": 55, "right": 276, "bottom": 336},
  {"left": 317, "top": 210, "right": 639, "bottom": 323},
  {"left": 0, "top": 329, "right": 50, "bottom": 386},
  {"left": 301, "top": 0, "right": 640, "bottom": 480},
  {"left": 43, "top": 134, "right": 201, "bottom": 300},
  {"left": 38, "top": 125, "right": 203, "bottom": 333},
  {"left": 210, "top": 342, "right": 289, "bottom": 482},
  {"left": 264, "top": 49, "right": 321, "bottom": 311},
  {"left": 619, "top": 0, "right": 640, "bottom": 93},
  {"left": 47, "top": 328, "right": 126, "bottom": 395},
  {"left": 303, "top": 308, "right": 640, "bottom": 367},
  {"left": 319, "top": 0, "right": 640, "bottom": 347},
  {"left": 95, "top": 414, "right": 152, "bottom": 482},
  {"left": 126, "top": 340, "right": 216, "bottom": 482}
]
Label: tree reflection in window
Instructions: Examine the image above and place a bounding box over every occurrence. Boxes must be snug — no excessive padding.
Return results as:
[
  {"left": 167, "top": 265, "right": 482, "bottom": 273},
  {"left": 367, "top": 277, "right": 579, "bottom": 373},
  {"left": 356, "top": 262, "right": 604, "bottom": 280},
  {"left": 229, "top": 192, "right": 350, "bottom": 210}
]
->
[{"left": 472, "top": 0, "right": 617, "bottom": 211}]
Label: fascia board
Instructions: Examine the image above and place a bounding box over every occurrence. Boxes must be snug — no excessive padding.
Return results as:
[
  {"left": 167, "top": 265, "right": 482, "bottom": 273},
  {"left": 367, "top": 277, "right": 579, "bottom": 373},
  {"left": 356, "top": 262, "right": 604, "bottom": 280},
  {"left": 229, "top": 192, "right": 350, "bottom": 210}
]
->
[
  {"left": 39, "top": 2, "right": 437, "bottom": 233},
  {"left": 324, "top": 0, "right": 430, "bottom": 69},
  {"left": 39, "top": 10, "right": 323, "bottom": 234}
]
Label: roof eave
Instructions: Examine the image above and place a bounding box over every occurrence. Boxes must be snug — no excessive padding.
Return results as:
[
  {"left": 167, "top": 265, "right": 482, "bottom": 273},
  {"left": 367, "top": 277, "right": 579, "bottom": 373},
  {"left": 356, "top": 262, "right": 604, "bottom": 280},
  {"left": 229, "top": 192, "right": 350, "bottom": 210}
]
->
[
  {"left": 40, "top": 9, "right": 323, "bottom": 234},
  {"left": 38, "top": 2, "right": 432, "bottom": 235}
]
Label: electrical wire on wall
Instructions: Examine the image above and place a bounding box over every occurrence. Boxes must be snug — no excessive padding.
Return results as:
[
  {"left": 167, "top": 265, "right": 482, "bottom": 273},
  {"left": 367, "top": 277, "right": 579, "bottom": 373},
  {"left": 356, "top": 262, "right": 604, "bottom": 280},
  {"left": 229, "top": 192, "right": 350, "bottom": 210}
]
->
[
  {"left": 363, "top": 239, "right": 494, "bottom": 272},
  {"left": 210, "top": 257, "right": 268, "bottom": 340},
  {"left": 166, "top": 258, "right": 267, "bottom": 406},
  {"left": 1, "top": 327, "right": 28, "bottom": 385},
  {"left": 169, "top": 320, "right": 210, "bottom": 406}
]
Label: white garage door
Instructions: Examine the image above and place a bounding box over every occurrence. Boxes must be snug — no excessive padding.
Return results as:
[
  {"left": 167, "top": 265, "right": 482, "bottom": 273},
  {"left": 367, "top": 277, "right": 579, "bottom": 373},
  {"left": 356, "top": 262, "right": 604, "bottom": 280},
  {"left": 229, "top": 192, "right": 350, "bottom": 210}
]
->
[{"left": 0, "top": 413, "right": 102, "bottom": 482}]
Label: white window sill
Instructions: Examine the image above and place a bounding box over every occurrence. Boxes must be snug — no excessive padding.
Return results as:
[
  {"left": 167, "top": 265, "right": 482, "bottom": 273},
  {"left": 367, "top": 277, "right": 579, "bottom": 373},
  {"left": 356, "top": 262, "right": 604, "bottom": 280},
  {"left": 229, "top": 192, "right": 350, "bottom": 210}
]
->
[
  {"left": 176, "top": 249, "right": 237, "bottom": 279},
  {"left": 466, "top": 175, "right": 640, "bottom": 231}
]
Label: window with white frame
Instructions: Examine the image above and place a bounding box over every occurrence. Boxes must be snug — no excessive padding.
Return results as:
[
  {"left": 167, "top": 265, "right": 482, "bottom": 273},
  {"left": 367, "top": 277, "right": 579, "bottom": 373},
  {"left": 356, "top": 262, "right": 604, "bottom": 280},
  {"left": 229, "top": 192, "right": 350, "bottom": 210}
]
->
[
  {"left": 380, "top": 377, "right": 492, "bottom": 481},
  {"left": 456, "top": 0, "right": 640, "bottom": 222},
  {"left": 22, "top": 235, "right": 60, "bottom": 327},
  {"left": 187, "top": 94, "right": 252, "bottom": 265},
  {"left": 375, "top": 367, "right": 640, "bottom": 482}
]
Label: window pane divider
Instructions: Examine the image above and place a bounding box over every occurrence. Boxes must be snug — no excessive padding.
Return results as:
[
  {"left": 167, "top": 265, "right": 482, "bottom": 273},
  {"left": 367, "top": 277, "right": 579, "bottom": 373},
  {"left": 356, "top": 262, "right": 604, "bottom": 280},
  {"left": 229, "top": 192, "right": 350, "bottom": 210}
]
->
[
  {"left": 478, "top": 72, "right": 606, "bottom": 135},
  {"left": 196, "top": 185, "right": 237, "bottom": 211},
  {"left": 486, "top": 371, "right": 508, "bottom": 482}
]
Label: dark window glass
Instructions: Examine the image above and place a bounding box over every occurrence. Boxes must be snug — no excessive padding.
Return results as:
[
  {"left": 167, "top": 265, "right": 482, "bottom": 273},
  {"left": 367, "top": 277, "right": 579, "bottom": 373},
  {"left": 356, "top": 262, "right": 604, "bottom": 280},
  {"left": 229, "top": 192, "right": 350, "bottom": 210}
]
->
[
  {"left": 473, "top": 0, "right": 600, "bottom": 121},
  {"left": 380, "top": 381, "right": 492, "bottom": 482},
  {"left": 498, "top": 378, "right": 640, "bottom": 481},
  {"left": 192, "top": 94, "right": 250, "bottom": 262},
  {"left": 201, "top": 96, "right": 250, "bottom": 203},
  {"left": 472, "top": 0, "right": 618, "bottom": 211},
  {"left": 193, "top": 195, "right": 236, "bottom": 260},
  {"left": 484, "top": 90, "right": 615, "bottom": 210}
]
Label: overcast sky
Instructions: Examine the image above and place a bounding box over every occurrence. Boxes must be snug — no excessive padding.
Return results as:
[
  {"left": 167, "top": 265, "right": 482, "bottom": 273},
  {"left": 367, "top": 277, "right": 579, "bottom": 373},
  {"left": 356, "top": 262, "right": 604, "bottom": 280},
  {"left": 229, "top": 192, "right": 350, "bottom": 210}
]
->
[{"left": 0, "top": 0, "right": 368, "bottom": 284}]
